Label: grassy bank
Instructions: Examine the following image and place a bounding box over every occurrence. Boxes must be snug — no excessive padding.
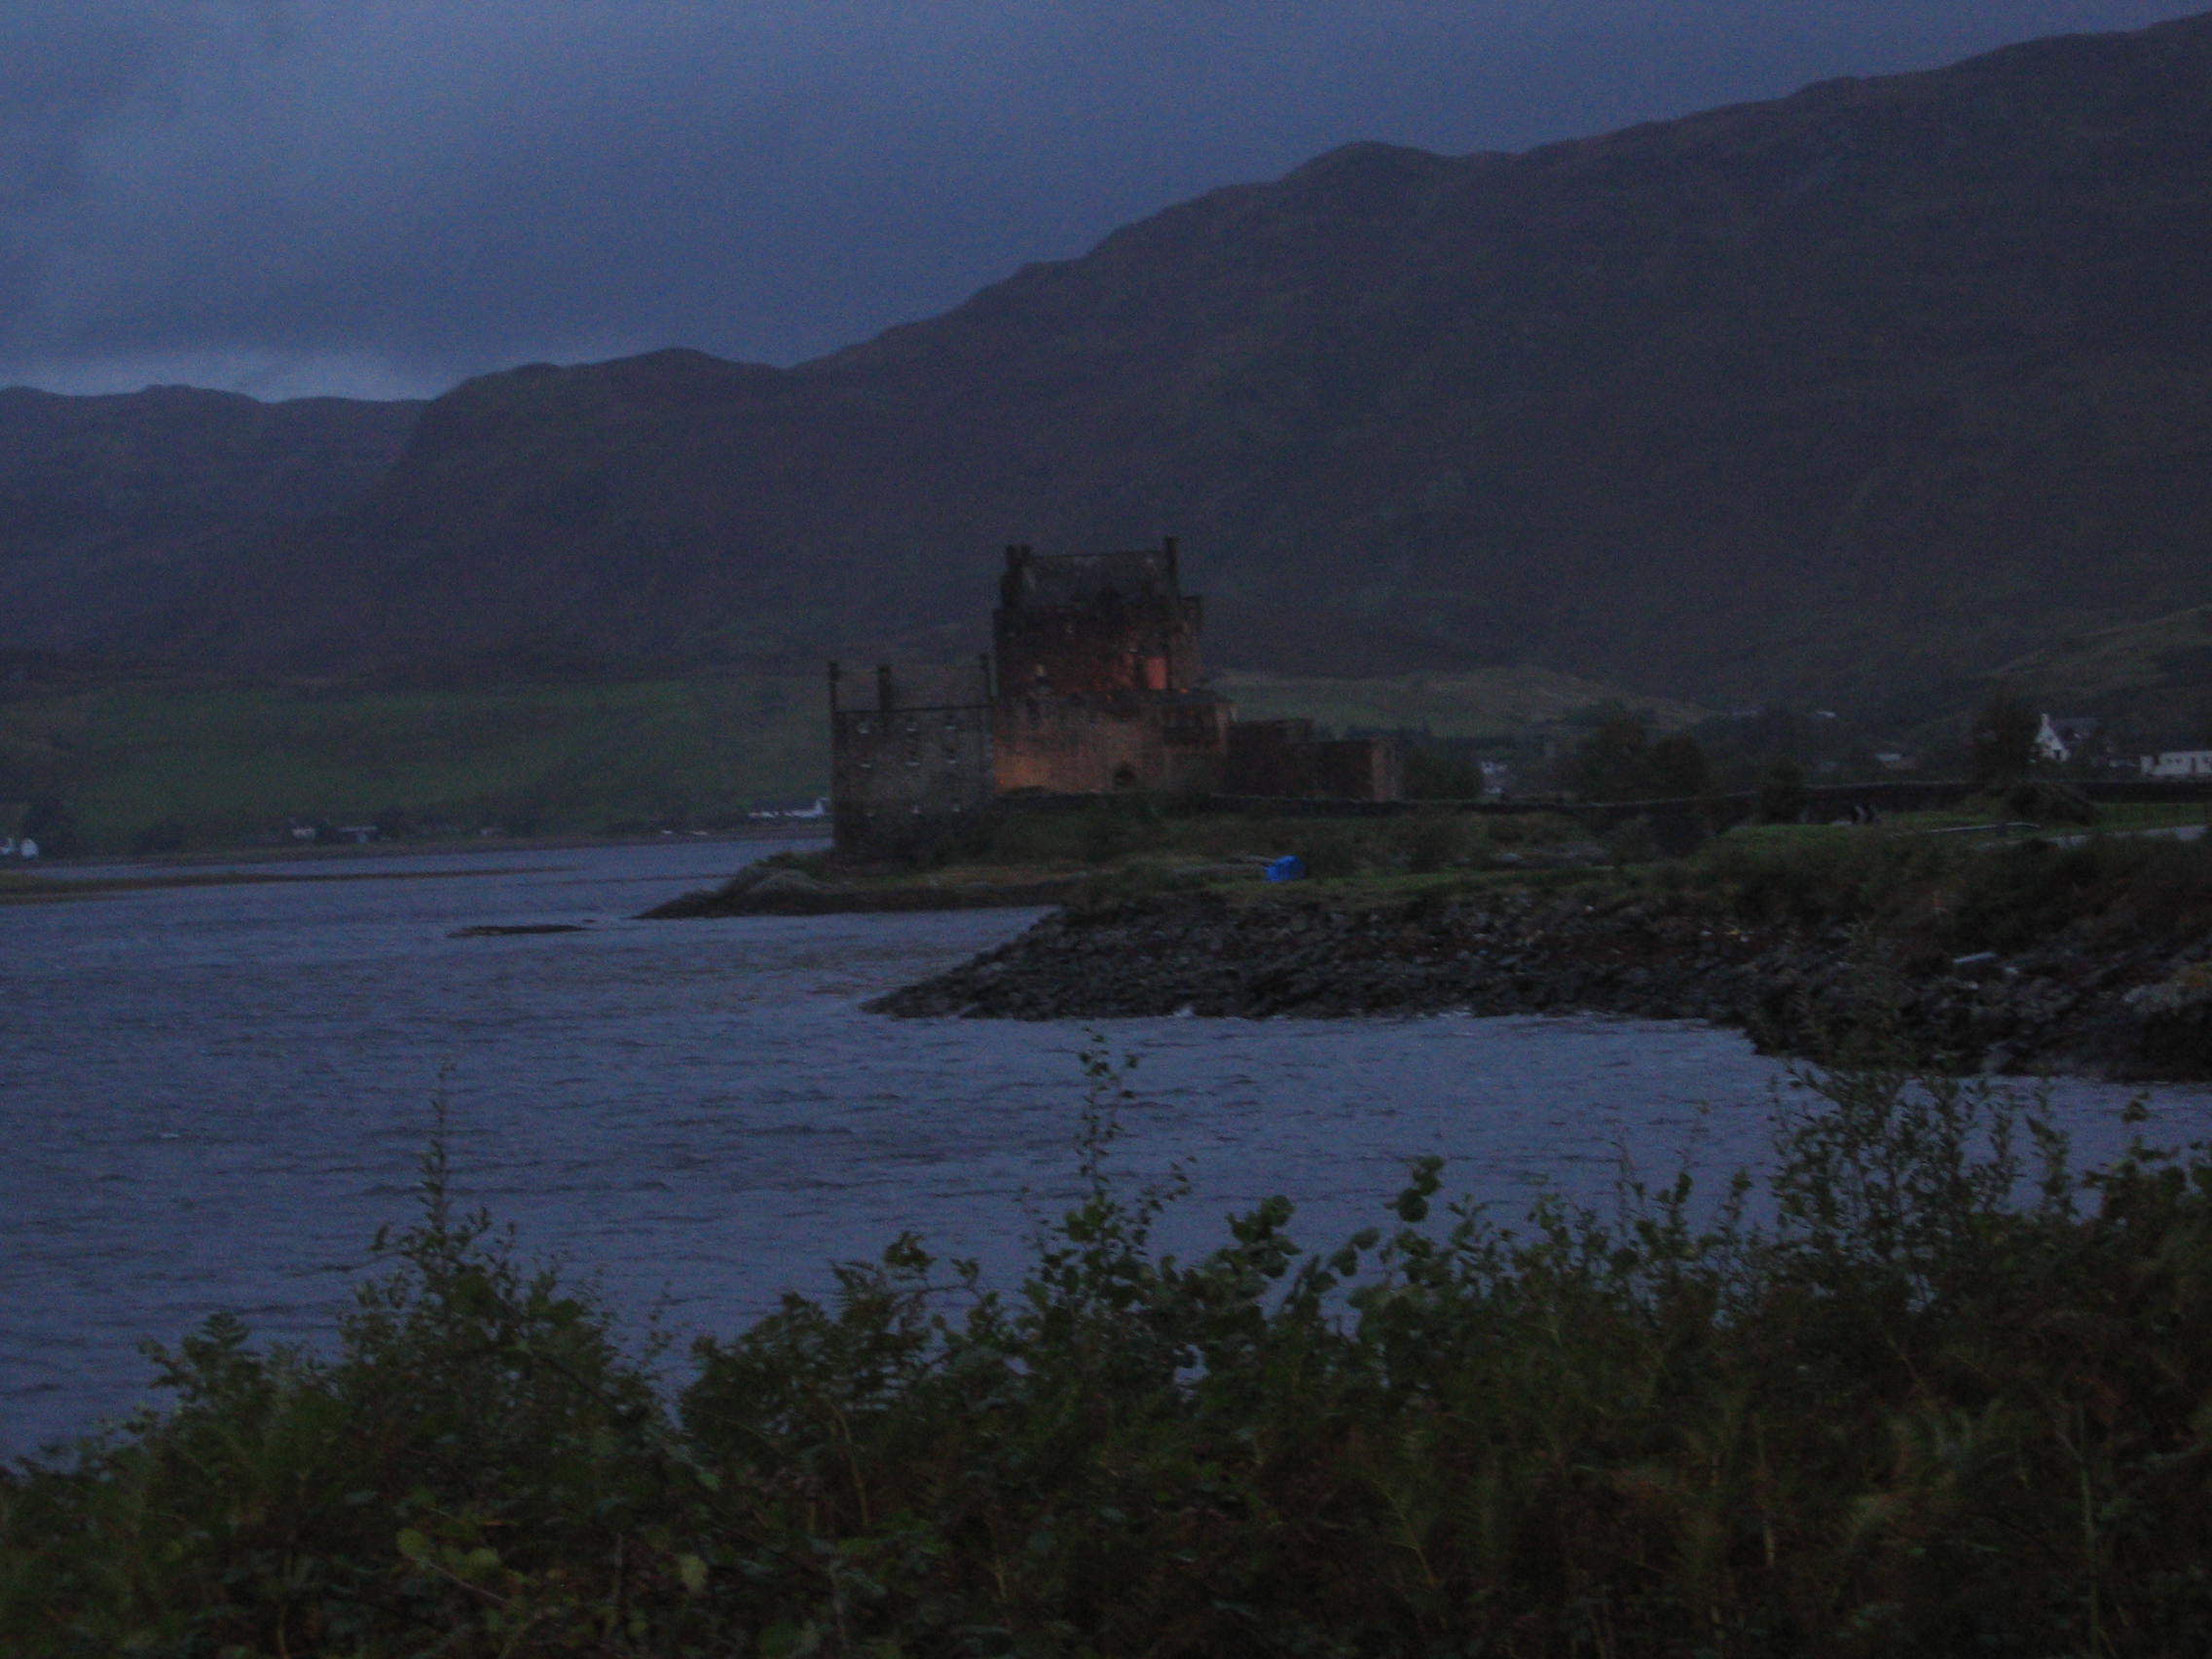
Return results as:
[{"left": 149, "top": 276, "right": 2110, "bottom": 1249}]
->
[
  {"left": 663, "top": 796, "right": 2212, "bottom": 960},
  {"left": 838, "top": 789, "right": 2212, "bottom": 935},
  {"left": 7, "top": 1060, "right": 2212, "bottom": 1656},
  {"left": 645, "top": 803, "right": 1598, "bottom": 916},
  {"left": 841, "top": 797, "right": 1597, "bottom": 880}
]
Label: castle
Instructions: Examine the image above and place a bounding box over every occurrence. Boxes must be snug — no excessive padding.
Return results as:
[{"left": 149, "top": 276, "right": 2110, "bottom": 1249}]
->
[{"left": 829, "top": 539, "right": 1400, "bottom": 856}]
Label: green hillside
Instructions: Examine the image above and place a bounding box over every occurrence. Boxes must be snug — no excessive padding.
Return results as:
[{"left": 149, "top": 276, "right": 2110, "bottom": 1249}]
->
[
  {"left": 1988, "top": 605, "right": 2212, "bottom": 743},
  {"left": 1215, "top": 667, "right": 1707, "bottom": 739},
  {"left": 0, "top": 661, "right": 1720, "bottom": 855},
  {"left": 0, "top": 673, "right": 827, "bottom": 854}
]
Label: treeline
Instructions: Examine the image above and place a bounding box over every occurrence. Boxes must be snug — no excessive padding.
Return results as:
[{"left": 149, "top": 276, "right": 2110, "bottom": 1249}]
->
[
  {"left": 6, "top": 1059, "right": 2212, "bottom": 1655},
  {"left": 1400, "top": 686, "right": 2127, "bottom": 807}
]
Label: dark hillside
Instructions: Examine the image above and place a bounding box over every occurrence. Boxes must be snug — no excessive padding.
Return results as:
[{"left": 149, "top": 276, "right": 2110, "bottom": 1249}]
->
[
  {"left": 69, "top": 12, "right": 2212, "bottom": 708},
  {"left": 0, "top": 387, "right": 421, "bottom": 655}
]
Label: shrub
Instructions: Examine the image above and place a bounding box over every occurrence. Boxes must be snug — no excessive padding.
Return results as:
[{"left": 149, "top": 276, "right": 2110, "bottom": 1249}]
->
[
  {"left": 1081, "top": 795, "right": 1163, "bottom": 864},
  {"left": 1403, "top": 745, "right": 1486, "bottom": 799},
  {"left": 10, "top": 1062, "right": 2212, "bottom": 1655},
  {"left": 1298, "top": 826, "right": 1366, "bottom": 877},
  {"left": 18, "top": 795, "right": 81, "bottom": 858},
  {"left": 128, "top": 818, "right": 186, "bottom": 856},
  {"left": 1969, "top": 685, "right": 2041, "bottom": 789},
  {"left": 1755, "top": 756, "right": 1809, "bottom": 823},
  {"left": 1604, "top": 813, "right": 1660, "bottom": 865},
  {"left": 1404, "top": 812, "right": 1472, "bottom": 872},
  {"left": 2004, "top": 777, "right": 2099, "bottom": 825}
]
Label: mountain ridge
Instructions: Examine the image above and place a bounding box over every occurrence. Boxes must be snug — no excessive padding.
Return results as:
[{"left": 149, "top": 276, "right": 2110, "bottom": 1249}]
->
[
  {"left": 0, "top": 384, "right": 423, "bottom": 656},
  {"left": 13, "top": 10, "right": 2212, "bottom": 715}
]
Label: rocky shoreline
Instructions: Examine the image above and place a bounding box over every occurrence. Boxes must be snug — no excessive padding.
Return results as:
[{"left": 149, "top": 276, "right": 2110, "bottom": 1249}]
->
[{"left": 869, "top": 881, "right": 2212, "bottom": 1081}]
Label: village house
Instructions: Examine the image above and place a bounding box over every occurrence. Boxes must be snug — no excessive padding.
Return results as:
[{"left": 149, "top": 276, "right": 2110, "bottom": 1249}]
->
[
  {"left": 2035, "top": 713, "right": 2103, "bottom": 765},
  {"left": 830, "top": 539, "right": 1400, "bottom": 855}
]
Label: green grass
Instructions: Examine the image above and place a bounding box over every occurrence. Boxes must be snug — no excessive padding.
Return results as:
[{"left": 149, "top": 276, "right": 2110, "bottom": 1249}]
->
[
  {"left": 0, "top": 673, "right": 829, "bottom": 852},
  {"left": 2092, "top": 798, "right": 2212, "bottom": 831},
  {"left": 940, "top": 799, "right": 1593, "bottom": 882},
  {"left": 1845, "top": 800, "right": 2212, "bottom": 836},
  {"left": 1, "top": 663, "right": 1697, "bottom": 856}
]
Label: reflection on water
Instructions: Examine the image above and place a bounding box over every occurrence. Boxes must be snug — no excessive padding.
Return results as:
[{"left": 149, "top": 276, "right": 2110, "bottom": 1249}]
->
[{"left": 5, "top": 839, "right": 2208, "bottom": 1455}]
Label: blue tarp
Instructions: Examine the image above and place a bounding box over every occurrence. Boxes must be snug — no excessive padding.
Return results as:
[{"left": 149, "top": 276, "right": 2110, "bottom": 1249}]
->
[{"left": 1265, "top": 855, "right": 1307, "bottom": 882}]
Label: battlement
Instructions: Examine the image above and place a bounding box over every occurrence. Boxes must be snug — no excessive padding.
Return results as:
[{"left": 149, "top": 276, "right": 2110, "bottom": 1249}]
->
[
  {"left": 997, "top": 540, "right": 1181, "bottom": 608},
  {"left": 995, "top": 537, "right": 1201, "bottom": 698},
  {"left": 828, "top": 659, "right": 991, "bottom": 714}
]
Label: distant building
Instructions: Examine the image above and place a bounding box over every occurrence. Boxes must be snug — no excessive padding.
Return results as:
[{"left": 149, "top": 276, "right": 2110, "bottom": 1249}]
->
[
  {"left": 747, "top": 797, "right": 830, "bottom": 821},
  {"left": 2141, "top": 749, "right": 2212, "bottom": 779},
  {"left": 2036, "top": 714, "right": 2102, "bottom": 764},
  {"left": 830, "top": 539, "right": 1400, "bottom": 856}
]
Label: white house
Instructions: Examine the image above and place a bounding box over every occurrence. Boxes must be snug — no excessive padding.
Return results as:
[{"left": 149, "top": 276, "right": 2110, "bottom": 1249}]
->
[
  {"left": 2036, "top": 714, "right": 2101, "bottom": 764},
  {"left": 2141, "top": 750, "right": 2212, "bottom": 779}
]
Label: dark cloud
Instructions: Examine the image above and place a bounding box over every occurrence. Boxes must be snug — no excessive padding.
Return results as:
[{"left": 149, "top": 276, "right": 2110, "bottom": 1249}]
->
[{"left": 0, "top": 0, "right": 2202, "bottom": 399}]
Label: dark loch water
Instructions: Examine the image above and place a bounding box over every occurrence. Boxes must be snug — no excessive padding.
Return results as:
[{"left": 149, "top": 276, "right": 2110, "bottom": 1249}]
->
[{"left": 6, "top": 839, "right": 2208, "bottom": 1456}]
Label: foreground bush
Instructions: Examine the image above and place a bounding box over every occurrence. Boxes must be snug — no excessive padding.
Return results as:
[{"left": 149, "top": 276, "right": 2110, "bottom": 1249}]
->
[{"left": 6, "top": 1063, "right": 2212, "bottom": 1656}]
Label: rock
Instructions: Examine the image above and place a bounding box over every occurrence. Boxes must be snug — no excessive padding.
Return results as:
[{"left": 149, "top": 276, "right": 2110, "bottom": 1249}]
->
[
  {"left": 861, "top": 883, "right": 2205, "bottom": 1080},
  {"left": 449, "top": 923, "right": 589, "bottom": 939}
]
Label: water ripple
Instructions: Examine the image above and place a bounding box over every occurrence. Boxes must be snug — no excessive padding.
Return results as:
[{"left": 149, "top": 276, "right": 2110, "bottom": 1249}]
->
[{"left": 6, "top": 838, "right": 2209, "bottom": 1456}]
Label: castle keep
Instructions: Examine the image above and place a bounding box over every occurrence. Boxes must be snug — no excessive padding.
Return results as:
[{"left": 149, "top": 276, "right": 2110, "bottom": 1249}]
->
[
  {"left": 992, "top": 541, "right": 1232, "bottom": 796},
  {"left": 830, "top": 539, "right": 1399, "bottom": 855}
]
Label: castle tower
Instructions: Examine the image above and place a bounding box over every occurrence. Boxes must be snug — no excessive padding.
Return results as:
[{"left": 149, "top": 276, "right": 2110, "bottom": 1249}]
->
[
  {"left": 993, "top": 537, "right": 1202, "bottom": 697},
  {"left": 989, "top": 538, "right": 1230, "bottom": 794}
]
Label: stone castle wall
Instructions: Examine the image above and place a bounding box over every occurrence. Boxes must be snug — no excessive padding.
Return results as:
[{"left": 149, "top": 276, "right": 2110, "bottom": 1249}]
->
[{"left": 828, "top": 660, "right": 994, "bottom": 858}]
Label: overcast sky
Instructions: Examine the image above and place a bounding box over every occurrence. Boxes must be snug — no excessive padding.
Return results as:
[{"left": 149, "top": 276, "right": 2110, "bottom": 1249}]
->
[{"left": 0, "top": 1, "right": 2202, "bottom": 402}]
